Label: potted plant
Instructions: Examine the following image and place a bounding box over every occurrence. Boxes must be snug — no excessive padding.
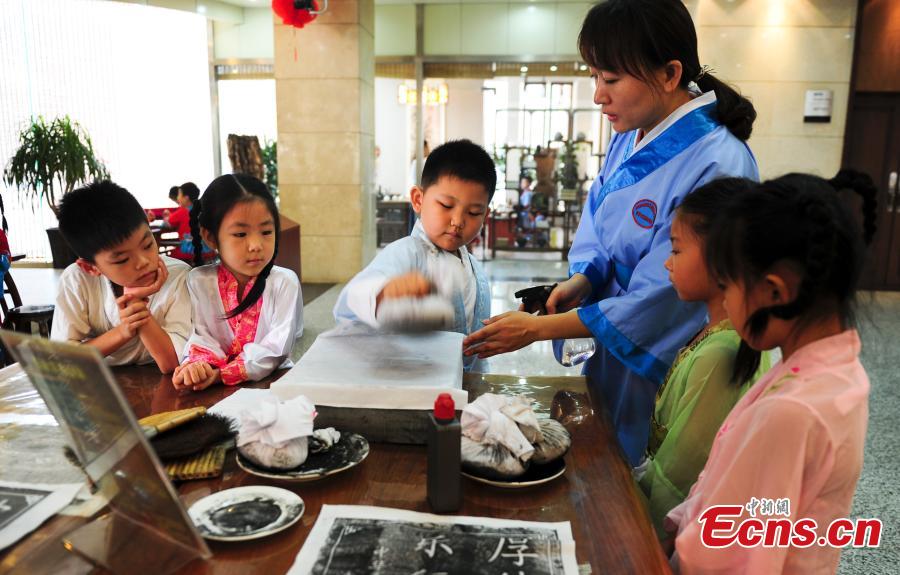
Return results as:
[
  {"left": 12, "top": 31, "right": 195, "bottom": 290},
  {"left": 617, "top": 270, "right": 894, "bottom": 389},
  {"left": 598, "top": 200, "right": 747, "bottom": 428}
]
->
[
  {"left": 555, "top": 140, "right": 581, "bottom": 202},
  {"left": 3, "top": 115, "right": 109, "bottom": 268},
  {"left": 261, "top": 138, "right": 278, "bottom": 201}
]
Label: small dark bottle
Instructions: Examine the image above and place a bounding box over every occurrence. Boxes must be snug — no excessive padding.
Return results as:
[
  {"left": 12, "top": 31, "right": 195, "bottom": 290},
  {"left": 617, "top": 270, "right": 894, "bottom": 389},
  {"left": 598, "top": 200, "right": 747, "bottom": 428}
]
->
[{"left": 427, "top": 393, "right": 462, "bottom": 513}]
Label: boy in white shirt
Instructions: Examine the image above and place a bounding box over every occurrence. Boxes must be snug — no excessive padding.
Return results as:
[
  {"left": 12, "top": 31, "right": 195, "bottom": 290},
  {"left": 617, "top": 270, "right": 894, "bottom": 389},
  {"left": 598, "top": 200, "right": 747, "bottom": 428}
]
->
[
  {"left": 334, "top": 139, "right": 495, "bottom": 370},
  {"left": 51, "top": 181, "right": 191, "bottom": 373}
]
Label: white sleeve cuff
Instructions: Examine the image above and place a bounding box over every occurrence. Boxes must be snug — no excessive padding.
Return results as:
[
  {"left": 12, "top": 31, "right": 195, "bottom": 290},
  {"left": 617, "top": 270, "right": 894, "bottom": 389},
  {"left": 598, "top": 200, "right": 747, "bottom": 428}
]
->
[{"left": 346, "top": 274, "right": 389, "bottom": 328}]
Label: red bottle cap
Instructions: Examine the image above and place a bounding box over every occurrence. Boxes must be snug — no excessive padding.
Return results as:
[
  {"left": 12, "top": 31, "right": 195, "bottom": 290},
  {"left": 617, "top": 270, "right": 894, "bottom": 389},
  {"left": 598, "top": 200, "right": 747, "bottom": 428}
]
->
[{"left": 433, "top": 393, "right": 455, "bottom": 421}]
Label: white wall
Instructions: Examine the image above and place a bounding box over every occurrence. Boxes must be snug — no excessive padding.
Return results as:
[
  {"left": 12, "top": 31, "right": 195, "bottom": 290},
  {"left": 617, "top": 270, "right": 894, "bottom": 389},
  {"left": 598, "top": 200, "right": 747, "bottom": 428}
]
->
[
  {"left": 445, "top": 79, "right": 485, "bottom": 145},
  {"left": 374, "top": 77, "right": 410, "bottom": 197},
  {"left": 217, "top": 79, "right": 277, "bottom": 173},
  {"left": 375, "top": 4, "right": 416, "bottom": 56},
  {"left": 686, "top": 0, "right": 856, "bottom": 179},
  {"left": 377, "top": 2, "right": 592, "bottom": 57},
  {"left": 115, "top": 0, "right": 242, "bottom": 22},
  {"left": 209, "top": 2, "right": 591, "bottom": 60},
  {"left": 213, "top": 7, "right": 274, "bottom": 60}
]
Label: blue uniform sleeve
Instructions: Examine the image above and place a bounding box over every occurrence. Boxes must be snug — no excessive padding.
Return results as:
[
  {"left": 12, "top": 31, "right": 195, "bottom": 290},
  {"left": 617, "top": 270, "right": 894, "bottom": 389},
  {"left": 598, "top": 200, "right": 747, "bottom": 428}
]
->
[
  {"left": 567, "top": 132, "right": 633, "bottom": 293},
  {"left": 567, "top": 176, "right": 613, "bottom": 292},
  {"left": 569, "top": 126, "right": 756, "bottom": 383},
  {"left": 576, "top": 219, "right": 705, "bottom": 385}
]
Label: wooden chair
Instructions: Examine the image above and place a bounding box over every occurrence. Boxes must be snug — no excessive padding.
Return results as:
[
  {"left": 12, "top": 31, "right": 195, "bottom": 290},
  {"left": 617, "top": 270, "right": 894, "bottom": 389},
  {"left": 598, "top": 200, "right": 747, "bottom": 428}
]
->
[{"left": 1, "top": 267, "right": 55, "bottom": 338}]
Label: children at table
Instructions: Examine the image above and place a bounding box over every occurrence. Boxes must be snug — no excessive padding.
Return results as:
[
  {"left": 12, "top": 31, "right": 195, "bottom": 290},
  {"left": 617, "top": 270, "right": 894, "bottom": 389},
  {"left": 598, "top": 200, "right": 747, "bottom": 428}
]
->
[
  {"left": 667, "top": 170, "right": 876, "bottom": 574},
  {"left": 174, "top": 174, "right": 303, "bottom": 391},
  {"left": 334, "top": 139, "right": 495, "bottom": 371},
  {"left": 637, "top": 178, "right": 770, "bottom": 537},
  {"left": 51, "top": 181, "right": 191, "bottom": 373}
]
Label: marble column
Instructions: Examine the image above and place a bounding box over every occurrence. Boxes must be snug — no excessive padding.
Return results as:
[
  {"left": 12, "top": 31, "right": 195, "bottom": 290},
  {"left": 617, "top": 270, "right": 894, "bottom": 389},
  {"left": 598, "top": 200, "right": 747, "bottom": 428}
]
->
[{"left": 274, "top": 0, "right": 375, "bottom": 282}]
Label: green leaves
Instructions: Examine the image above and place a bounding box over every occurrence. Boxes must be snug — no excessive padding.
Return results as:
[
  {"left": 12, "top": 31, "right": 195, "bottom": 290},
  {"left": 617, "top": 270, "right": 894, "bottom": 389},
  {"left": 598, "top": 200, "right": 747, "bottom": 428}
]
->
[
  {"left": 261, "top": 138, "right": 278, "bottom": 200},
  {"left": 3, "top": 115, "right": 109, "bottom": 216},
  {"left": 554, "top": 140, "right": 580, "bottom": 191}
]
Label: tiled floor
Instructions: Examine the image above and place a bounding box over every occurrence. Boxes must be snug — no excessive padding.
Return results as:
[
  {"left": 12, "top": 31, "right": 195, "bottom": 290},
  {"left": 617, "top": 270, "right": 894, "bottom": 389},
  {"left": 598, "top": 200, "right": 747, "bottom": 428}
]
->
[{"left": 8, "top": 259, "right": 899, "bottom": 572}]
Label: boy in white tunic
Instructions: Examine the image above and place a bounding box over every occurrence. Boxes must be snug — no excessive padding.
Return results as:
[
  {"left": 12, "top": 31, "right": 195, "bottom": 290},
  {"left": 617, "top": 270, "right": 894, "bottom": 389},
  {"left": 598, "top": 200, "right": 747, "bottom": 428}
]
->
[
  {"left": 51, "top": 181, "right": 190, "bottom": 373},
  {"left": 334, "top": 139, "right": 495, "bottom": 371}
]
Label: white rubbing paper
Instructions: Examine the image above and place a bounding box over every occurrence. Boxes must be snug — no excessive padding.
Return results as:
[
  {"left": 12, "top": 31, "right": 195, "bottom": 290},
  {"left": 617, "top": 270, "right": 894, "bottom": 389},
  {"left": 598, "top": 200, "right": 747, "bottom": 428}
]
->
[
  {"left": 289, "top": 504, "right": 578, "bottom": 575},
  {"left": 0, "top": 481, "right": 82, "bottom": 551},
  {"left": 271, "top": 327, "right": 467, "bottom": 410}
]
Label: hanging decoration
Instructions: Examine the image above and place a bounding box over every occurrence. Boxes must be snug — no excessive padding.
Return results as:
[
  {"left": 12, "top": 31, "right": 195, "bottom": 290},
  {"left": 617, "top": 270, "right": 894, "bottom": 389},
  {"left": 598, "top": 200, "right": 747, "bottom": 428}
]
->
[{"left": 272, "top": 0, "right": 324, "bottom": 29}]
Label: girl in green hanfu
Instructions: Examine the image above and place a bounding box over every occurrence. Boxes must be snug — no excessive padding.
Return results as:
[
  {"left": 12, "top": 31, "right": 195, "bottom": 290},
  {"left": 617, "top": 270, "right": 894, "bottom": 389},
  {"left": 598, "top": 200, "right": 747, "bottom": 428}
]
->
[{"left": 636, "top": 178, "right": 771, "bottom": 538}]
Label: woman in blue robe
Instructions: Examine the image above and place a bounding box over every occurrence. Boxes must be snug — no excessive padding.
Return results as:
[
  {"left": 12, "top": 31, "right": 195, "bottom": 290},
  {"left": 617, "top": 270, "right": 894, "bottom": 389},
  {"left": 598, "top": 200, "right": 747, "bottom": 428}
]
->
[{"left": 463, "top": 0, "right": 759, "bottom": 466}]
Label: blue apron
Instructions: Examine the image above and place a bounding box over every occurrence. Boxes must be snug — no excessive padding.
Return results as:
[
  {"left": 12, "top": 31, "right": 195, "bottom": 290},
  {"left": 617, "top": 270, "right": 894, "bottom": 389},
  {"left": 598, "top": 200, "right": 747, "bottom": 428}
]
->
[{"left": 559, "top": 97, "right": 759, "bottom": 465}]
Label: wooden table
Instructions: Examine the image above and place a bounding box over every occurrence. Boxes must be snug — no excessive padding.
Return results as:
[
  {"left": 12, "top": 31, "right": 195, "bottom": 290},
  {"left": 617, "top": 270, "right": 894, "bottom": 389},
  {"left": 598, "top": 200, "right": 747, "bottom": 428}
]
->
[
  {"left": 486, "top": 213, "right": 517, "bottom": 259},
  {"left": 1, "top": 366, "right": 670, "bottom": 574},
  {"left": 275, "top": 215, "right": 301, "bottom": 282}
]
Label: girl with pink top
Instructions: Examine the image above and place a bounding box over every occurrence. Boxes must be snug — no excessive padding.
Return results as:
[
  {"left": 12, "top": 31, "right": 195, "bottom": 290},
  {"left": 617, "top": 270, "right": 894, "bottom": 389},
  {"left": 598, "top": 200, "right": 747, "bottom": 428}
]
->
[
  {"left": 173, "top": 174, "right": 304, "bottom": 391},
  {"left": 666, "top": 170, "right": 877, "bottom": 574}
]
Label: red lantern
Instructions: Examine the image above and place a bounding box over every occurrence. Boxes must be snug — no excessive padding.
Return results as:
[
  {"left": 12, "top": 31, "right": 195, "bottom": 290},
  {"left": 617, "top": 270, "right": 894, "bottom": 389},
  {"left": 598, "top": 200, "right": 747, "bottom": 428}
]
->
[{"left": 272, "top": 0, "right": 318, "bottom": 29}]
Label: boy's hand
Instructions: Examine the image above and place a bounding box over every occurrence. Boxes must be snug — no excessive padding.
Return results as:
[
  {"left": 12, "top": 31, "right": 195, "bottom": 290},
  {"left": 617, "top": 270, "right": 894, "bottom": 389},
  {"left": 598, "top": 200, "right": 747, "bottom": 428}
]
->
[
  {"left": 545, "top": 274, "right": 592, "bottom": 315},
  {"left": 376, "top": 272, "right": 432, "bottom": 307},
  {"left": 172, "top": 362, "right": 220, "bottom": 391},
  {"left": 124, "top": 260, "right": 168, "bottom": 300},
  {"left": 115, "top": 294, "right": 151, "bottom": 339}
]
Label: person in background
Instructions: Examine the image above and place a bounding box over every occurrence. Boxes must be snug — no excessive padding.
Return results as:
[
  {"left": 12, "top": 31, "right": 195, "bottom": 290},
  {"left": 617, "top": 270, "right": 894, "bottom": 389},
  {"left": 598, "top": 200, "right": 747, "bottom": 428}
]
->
[
  {"left": 0, "top": 197, "right": 11, "bottom": 305},
  {"left": 516, "top": 174, "right": 537, "bottom": 240},
  {"left": 0, "top": 195, "right": 10, "bottom": 259},
  {"left": 519, "top": 175, "right": 535, "bottom": 208},
  {"left": 163, "top": 185, "right": 179, "bottom": 220},
  {"left": 165, "top": 182, "right": 215, "bottom": 264}
]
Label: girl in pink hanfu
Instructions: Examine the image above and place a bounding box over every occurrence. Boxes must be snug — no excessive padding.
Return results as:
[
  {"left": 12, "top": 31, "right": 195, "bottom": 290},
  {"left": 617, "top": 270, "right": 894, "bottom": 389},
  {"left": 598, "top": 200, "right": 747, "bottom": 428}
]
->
[
  {"left": 666, "top": 170, "right": 877, "bottom": 574},
  {"left": 172, "top": 174, "right": 303, "bottom": 391}
]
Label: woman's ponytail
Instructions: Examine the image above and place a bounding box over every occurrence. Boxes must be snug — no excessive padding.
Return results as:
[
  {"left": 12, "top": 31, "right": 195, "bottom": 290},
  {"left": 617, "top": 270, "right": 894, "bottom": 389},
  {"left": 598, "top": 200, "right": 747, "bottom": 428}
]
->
[{"left": 696, "top": 73, "right": 757, "bottom": 142}]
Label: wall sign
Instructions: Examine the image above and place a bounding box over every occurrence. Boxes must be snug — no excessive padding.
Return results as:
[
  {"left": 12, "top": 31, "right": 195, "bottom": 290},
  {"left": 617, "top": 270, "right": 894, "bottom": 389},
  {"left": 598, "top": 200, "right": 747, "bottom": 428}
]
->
[{"left": 804, "top": 90, "right": 833, "bottom": 123}]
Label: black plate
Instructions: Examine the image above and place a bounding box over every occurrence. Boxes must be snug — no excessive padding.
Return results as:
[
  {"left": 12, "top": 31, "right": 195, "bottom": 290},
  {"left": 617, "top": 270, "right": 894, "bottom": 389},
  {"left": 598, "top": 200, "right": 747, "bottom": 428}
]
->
[
  {"left": 237, "top": 432, "right": 369, "bottom": 482},
  {"left": 188, "top": 486, "right": 304, "bottom": 541},
  {"left": 462, "top": 457, "right": 566, "bottom": 488}
]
